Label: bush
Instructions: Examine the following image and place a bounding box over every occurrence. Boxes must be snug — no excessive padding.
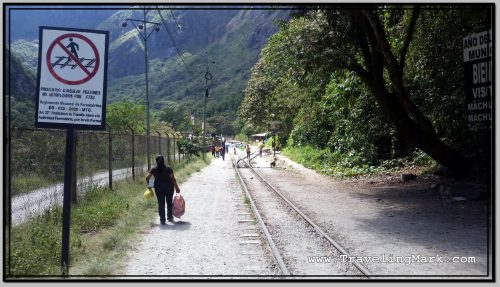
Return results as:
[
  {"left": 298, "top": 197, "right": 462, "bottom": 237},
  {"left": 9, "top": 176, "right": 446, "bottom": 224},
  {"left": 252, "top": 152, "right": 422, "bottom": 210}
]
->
[
  {"left": 177, "top": 139, "right": 210, "bottom": 158},
  {"left": 288, "top": 72, "right": 392, "bottom": 168}
]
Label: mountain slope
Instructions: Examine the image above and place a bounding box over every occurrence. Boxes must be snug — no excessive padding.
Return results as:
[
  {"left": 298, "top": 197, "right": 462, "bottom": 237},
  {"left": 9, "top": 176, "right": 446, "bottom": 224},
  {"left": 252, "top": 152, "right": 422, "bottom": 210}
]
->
[
  {"left": 7, "top": 6, "right": 290, "bottom": 132},
  {"left": 105, "top": 8, "right": 289, "bottom": 127},
  {"left": 9, "top": 39, "right": 39, "bottom": 74},
  {"left": 6, "top": 51, "right": 37, "bottom": 127}
]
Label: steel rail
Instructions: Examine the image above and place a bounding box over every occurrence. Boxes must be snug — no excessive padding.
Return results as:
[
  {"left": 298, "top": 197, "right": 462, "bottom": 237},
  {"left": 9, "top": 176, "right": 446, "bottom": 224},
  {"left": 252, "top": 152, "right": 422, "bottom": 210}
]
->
[
  {"left": 244, "top": 159, "right": 372, "bottom": 278},
  {"left": 230, "top": 156, "right": 291, "bottom": 276}
]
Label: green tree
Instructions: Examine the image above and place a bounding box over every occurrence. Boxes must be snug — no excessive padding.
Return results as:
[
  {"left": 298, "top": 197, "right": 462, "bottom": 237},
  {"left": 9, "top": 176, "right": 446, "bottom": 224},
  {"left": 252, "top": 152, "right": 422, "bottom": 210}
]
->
[
  {"left": 320, "top": 6, "right": 491, "bottom": 174},
  {"left": 158, "top": 103, "right": 193, "bottom": 132},
  {"left": 239, "top": 5, "right": 491, "bottom": 175},
  {"left": 106, "top": 101, "right": 146, "bottom": 133}
]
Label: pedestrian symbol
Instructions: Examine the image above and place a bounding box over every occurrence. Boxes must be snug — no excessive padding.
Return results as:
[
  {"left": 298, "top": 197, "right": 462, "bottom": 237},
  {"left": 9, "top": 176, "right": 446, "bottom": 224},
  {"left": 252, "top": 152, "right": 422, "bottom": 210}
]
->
[
  {"left": 67, "top": 37, "right": 79, "bottom": 58},
  {"left": 46, "top": 33, "right": 100, "bottom": 85}
]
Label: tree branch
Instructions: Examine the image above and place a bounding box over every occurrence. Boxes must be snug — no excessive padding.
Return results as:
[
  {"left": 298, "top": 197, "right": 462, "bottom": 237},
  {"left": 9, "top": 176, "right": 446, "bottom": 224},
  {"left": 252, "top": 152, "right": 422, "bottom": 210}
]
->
[
  {"left": 361, "top": 8, "right": 437, "bottom": 135},
  {"left": 399, "top": 6, "right": 420, "bottom": 70},
  {"left": 361, "top": 9, "right": 401, "bottom": 70},
  {"left": 347, "top": 62, "right": 370, "bottom": 81},
  {"left": 347, "top": 11, "right": 372, "bottom": 70}
]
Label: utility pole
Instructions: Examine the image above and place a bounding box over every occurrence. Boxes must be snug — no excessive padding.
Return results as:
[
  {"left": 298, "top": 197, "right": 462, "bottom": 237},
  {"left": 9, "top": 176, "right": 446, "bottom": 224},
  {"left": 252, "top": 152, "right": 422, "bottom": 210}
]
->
[
  {"left": 121, "top": 6, "right": 160, "bottom": 171},
  {"left": 144, "top": 8, "right": 151, "bottom": 171},
  {"left": 202, "top": 65, "right": 213, "bottom": 159}
]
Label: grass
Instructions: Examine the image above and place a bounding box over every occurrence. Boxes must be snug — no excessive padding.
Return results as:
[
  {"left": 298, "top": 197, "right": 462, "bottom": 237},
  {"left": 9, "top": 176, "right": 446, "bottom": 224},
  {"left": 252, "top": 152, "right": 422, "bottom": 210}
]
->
[
  {"left": 282, "top": 145, "right": 435, "bottom": 178},
  {"left": 5, "top": 156, "right": 211, "bottom": 277}
]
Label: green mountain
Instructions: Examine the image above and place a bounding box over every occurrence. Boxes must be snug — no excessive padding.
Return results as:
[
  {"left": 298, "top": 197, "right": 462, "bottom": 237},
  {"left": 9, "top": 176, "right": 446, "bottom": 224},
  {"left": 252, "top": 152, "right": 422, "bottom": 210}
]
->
[
  {"left": 6, "top": 51, "right": 37, "bottom": 128},
  {"left": 104, "top": 8, "right": 290, "bottom": 131},
  {"left": 9, "top": 39, "right": 39, "bottom": 74},
  {"left": 7, "top": 7, "right": 290, "bottom": 132}
]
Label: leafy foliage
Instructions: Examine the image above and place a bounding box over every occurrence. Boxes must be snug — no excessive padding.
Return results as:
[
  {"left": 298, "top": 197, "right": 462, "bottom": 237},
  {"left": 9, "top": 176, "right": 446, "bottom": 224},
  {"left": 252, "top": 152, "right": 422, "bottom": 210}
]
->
[
  {"left": 103, "top": 9, "right": 290, "bottom": 134},
  {"left": 405, "top": 7, "right": 491, "bottom": 154},
  {"left": 239, "top": 6, "right": 491, "bottom": 175},
  {"left": 9, "top": 8, "right": 290, "bottom": 135},
  {"left": 158, "top": 102, "right": 193, "bottom": 132},
  {"left": 176, "top": 138, "right": 208, "bottom": 158},
  {"left": 106, "top": 100, "right": 146, "bottom": 133}
]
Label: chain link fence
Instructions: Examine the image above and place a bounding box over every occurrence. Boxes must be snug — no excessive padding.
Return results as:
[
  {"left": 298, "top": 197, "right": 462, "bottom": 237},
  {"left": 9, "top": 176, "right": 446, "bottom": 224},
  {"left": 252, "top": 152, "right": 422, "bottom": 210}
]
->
[{"left": 8, "top": 127, "right": 182, "bottom": 227}]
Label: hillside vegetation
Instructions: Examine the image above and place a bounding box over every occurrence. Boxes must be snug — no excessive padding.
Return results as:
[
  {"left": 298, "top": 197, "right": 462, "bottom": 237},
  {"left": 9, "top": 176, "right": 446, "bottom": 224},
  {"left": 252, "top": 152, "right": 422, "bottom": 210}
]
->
[{"left": 238, "top": 6, "right": 491, "bottom": 178}]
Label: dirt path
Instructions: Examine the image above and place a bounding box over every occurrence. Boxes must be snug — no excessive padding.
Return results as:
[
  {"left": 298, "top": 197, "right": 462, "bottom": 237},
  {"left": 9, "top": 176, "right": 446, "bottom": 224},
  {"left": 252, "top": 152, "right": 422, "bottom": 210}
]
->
[
  {"left": 121, "top": 157, "right": 276, "bottom": 277},
  {"left": 249, "top": 150, "right": 490, "bottom": 278},
  {"left": 120, "top": 146, "right": 490, "bottom": 278}
]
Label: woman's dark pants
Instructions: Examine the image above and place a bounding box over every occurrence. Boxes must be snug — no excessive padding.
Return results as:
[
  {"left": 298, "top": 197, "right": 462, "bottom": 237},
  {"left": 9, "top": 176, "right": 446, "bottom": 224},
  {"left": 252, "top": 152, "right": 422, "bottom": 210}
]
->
[{"left": 155, "top": 187, "right": 174, "bottom": 223}]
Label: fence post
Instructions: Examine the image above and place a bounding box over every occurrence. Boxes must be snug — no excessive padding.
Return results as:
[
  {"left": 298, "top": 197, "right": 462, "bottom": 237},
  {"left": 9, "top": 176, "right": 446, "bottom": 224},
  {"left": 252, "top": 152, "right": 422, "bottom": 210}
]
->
[
  {"left": 166, "top": 133, "right": 171, "bottom": 164},
  {"left": 177, "top": 133, "right": 182, "bottom": 161},
  {"left": 156, "top": 131, "right": 162, "bottom": 155},
  {"left": 107, "top": 124, "right": 112, "bottom": 190},
  {"left": 173, "top": 134, "right": 177, "bottom": 162},
  {"left": 6, "top": 118, "right": 10, "bottom": 224},
  {"left": 131, "top": 128, "right": 135, "bottom": 180}
]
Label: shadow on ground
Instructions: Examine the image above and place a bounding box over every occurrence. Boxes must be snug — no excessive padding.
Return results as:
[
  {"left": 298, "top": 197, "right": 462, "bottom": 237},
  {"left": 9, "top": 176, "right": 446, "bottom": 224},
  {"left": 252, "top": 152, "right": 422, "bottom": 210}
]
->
[
  {"left": 349, "top": 182, "right": 488, "bottom": 259},
  {"left": 158, "top": 221, "right": 192, "bottom": 231}
]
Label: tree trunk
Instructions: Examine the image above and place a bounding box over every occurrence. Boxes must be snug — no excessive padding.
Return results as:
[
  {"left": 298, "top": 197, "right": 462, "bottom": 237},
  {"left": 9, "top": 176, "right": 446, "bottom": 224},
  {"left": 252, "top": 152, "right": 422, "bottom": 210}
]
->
[
  {"left": 392, "top": 133, "right": 411, "bottom": 159},
  {"left": 323, "top": 9, "right": 474, "bottom": 175},
  {"left": 366, "top": 78, "right": 474, "bottom": 175},
  {"left": 354, "top": 9, "right": 474, "bottom": 176}
]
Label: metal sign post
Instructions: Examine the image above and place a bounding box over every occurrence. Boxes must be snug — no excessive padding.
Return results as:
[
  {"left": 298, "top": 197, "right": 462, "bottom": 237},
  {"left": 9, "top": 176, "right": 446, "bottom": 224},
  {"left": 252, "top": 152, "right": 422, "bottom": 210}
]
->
[
  {"left": 35, "top": 26, "right": 109, "bottom": 276},
  {"left": 61, "top": 128, "right": 75, "bottom": 275}
]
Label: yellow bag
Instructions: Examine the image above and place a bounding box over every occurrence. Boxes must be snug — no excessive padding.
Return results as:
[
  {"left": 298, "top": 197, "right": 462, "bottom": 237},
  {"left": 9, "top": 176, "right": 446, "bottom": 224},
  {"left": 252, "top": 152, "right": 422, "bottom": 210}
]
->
[{"left": 143, "top": 187, "right": 154, "bottom": 199}]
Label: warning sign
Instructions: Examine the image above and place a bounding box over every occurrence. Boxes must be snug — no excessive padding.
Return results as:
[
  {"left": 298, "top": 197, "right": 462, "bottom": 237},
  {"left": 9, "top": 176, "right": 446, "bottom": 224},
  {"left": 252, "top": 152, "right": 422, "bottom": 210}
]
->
[{"left": 35, "top": 26, "right": 109, "bottom": 130}]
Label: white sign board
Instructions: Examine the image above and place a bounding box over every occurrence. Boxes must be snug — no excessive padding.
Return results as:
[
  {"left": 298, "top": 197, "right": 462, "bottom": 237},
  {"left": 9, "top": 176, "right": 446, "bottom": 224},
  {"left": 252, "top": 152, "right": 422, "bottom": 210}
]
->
[
  {"left": 463, "top": 30, "right": 492, "bottom": 62},
  {"left": 35, "top": 26, "right": 109, "bottom": 130},
  {"left": 463, "top": 30, "right": 492, "bottom": 130}
]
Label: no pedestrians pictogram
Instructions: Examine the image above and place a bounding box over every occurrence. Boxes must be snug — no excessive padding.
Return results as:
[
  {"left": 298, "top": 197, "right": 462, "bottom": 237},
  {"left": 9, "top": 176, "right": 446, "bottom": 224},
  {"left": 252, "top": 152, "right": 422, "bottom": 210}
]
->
[
  {"left": 36, "top": 26, "right": 108, "bottom": 131},
  {"left": 46, "top": 33, "right": 100, "bottom": 85}
]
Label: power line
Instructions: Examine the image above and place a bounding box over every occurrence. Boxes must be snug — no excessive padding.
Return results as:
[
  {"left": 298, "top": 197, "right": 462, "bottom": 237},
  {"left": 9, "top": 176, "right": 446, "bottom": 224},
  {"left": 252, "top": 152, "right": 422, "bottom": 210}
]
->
[
  {"left": 156, "top": 6, "right": 187, "bottom": 67},
  {"left": 169, "top": 10, "right": 184, "bottom": 39}
]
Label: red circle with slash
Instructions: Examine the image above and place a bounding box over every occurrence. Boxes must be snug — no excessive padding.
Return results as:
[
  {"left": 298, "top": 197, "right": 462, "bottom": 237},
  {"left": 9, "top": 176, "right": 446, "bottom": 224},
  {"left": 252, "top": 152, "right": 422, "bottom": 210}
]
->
[{"left": 46, "top": 33, "right": 100, "bottom": 85}]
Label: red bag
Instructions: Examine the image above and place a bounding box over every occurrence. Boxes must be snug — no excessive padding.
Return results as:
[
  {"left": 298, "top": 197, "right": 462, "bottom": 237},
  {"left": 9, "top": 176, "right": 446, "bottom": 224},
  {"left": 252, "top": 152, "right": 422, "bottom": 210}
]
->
[{"left": 173, "top": 194, "right": 185, "bottom": 219}]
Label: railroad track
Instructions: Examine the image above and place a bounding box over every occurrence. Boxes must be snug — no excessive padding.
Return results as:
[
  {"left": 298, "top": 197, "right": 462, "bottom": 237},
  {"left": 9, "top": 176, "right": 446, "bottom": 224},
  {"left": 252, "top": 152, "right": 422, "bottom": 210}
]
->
[{"left": 231, "top": 154, "right": 371, "bottom": 278}]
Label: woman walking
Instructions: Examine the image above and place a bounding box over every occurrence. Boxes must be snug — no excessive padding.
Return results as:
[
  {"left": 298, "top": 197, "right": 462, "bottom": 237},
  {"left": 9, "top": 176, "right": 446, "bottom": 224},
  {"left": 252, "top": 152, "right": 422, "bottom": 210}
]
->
[{"left": 146, "top": 155, "right": 181, "bottom": 224}]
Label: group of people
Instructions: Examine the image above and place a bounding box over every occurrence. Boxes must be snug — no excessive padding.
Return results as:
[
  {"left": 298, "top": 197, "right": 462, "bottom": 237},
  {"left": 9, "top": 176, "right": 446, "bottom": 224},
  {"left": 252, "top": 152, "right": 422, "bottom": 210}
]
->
[
  {"left": 211, "top": 145, "right": 227, "bottom": 160},
  {"left": 245, "top": 139, "right": 281, "bottom": 159},
  {"left": 146, "top": 139, "right": 282, "bottom": 225}
]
